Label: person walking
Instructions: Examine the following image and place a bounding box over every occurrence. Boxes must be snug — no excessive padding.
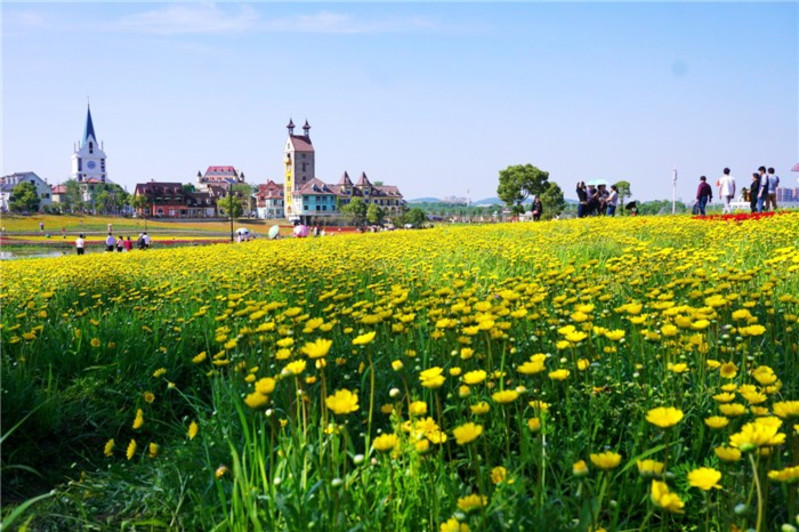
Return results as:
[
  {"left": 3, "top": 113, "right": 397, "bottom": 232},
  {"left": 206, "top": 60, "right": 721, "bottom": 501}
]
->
[
  {"left": 123, "top": 236, "right": 133, "bottom": 252},
  {"left": 763, "top": 167, "right": 780, "bottom": 211},
  {"left": 755, "top": 166, "right": 767, "bottom": 212},
  {"left": 142, "top": 232, "right": 151, "bottom": 249},
  {"left": 39, "top": 221, "right": 44, "bottom": 232},
  {"left": 718, "top": 168, "right": 736, "bottom": 214},
  {"left": 61, "top": 226, "right": 66, "bottom": 239},
  {"left": 749, "top": 172, "right": 761, "bottom": 213},
  {"left": 75, "top": 234, "right": 86, "bottom": 255},
  {"left": 116, "top": 235, "right": 124, "bottom": 252},
  {"left": 105, "top": 233, "right": 115, "bottom": 252},
  {"left": 696, "top": 176, "right": 713, "bottom": 215}
]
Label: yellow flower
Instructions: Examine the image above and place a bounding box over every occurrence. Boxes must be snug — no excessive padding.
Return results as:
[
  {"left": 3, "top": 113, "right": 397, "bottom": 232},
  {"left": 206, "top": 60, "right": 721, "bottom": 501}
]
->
[
  {"left": 650, "top": 480, "right": 685, "bottom": 514},
  {"left": 462, "top": 370, "right": 487, "bottom": 385},
  {"left": 282, "top": 360, "right": 306, "bottom": 376},
  {"left": 590, "top": 451, "right": 622, "bottom": 470},
  {"left": 456, "top": 493, "right": 487, "bottom": 512},
  {"left": 188, "top": 421, "right": 198, "bottom": 440},
  {"left": 636, "top": 459, "right": 664, "bottom": 477},
  {"left": 719, "top": 403, "right": 747, "bottom": 417},
  {"left": 419, "top": 367, "right": 445, "bottom": 389},
  {"left": 470, "top": 402, "right": 490, "bottom": 415},
  {"left": 391, "top": 360, "right": 404, "bottom": 371},
  {"left": 372, "top": 433, "right": 399, "bottom": 452},
  {"left": 453, "top": 422, "right": 483, "bottom": 445},
  {"left": 704, "top": 416, "right": 729, "bottom": 429},
  {"left": 440, "top": 518, "right": 470, "bottom": 532},
  {"left": 714, "top": 446, "right": 742, "bottom": 462},
  {"left": 192, "top": 351, "right": 208, "bottom": 364},
  {"left": 527, "top": 417, "right": 541, "bottom": 432},
  {"left": 352, "top": 331, "right": 377, "bottom": 345},
  {"left": 255, "top": 377, "right": 276, "bottom": 395},
  {"left": 687, "top": 467, "right": 722, "bottom": 490},
  {"left": 325, "top": 389, "right": 359, "bottom": 415},
  {"left": 491, "top": 389, "right": 519, "bottom": 404},
  {"left": 148, "top": 442, "right": 159, "bottom": 458},
  {"left": 153, "top": 367, "right": 167, "bottom": 378},
  {"left": 126, "top": 439, "right": 137, "bottom": 460},
  {"left": 491, "top": 466, "right": 513, "bottom": 484},
  {"left": 143, "top": 391, "right": 155, "bottom": 403},
  {"left": 646, "top": 407, "right": 684, "bottom": 428},
  {"left": 132, "top": 408, "right": 144, "bottom": 429},
  {"left": 244, "top": 392, "right": 269, "bottom": 409},
  {"left": 548, "top": 369, "right": 570, "bottom": 381},
  {"left": 408, "top": 401, "right": 428, "bottom": 416},
  {"left": 90, "top": 337, "right": 101, "bottom": 348},
  {"left": 730, "top": 421, "right": 785, "bottom": 451},
  {"left": 572, "top": 460, "right": 589, "bottom": 476},
  {"left": 667, "top": 362, "right": 688, "bottom": 374},
  {"left": 719, "top": 362, "right": 738, "bottom": 379},
  {"left": 767, "top": 465, "right": 799, "bottom": 483},
  {"left": 301, "top": 338, "right": 333, "bottom": 359},
  {"left": 712, "top": 392, "right": 735, "bottom": 403},
  {"left": 215, "top": 465, "right": 229, "bottom": 479},
  {"left": 661, "top": 324, "right": 679, "bottom": 337},
  {"left": 773, "top": 400, "right": 799, "bottom": 419},
  {"left": 103, "top": 438, "right": 115, "bottom": 457}
]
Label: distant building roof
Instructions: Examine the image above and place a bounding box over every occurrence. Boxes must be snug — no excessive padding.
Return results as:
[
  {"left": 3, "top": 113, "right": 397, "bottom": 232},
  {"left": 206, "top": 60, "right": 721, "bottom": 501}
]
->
[
  {"left": 288, "top": 135, "right": 314, "bottom": 152},
  {"left": 337, "top": 171, "right": 353, "bottom": 186},
  {"left": 296, "top": 178, "right": 334, "bottom": 196},
  {"left": 51, "top": 184, "right": 68, "bottom": 194},
  {"left": 355, "top": 172, "right": 372, "bottom": 186}
]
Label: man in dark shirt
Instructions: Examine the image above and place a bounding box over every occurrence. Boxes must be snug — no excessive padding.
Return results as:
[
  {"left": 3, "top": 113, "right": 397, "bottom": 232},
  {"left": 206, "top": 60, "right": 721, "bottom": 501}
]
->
[{"left": 696, "top": 176, "right": 712, "bottom": 215}]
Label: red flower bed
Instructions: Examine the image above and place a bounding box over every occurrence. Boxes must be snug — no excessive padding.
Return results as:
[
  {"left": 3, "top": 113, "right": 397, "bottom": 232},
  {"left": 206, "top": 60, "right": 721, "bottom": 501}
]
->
[{"left": 692, "top": 211, "right": 786, "bottom": 222}]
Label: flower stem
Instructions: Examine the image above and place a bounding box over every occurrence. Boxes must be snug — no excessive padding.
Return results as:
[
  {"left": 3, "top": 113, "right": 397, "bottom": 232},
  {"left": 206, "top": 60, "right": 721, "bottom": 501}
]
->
[{"left": 747, "top": 452, "right": 763, "bottom": 532}]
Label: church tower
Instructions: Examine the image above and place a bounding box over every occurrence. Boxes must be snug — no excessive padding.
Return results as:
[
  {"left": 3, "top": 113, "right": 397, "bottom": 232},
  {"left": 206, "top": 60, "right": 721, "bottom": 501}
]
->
[
  {"left": 283, "top": 118, "right": 315, "bottom": 219},
  {"left": 70, "top": 104, "right": 108, "bottom": 183}
]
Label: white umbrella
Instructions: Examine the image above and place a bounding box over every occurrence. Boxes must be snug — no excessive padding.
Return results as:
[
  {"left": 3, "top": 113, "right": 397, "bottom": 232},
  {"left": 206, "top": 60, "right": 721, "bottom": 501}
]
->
[{"left": 235, "top": 227, "right": 250, "bottom": 235}]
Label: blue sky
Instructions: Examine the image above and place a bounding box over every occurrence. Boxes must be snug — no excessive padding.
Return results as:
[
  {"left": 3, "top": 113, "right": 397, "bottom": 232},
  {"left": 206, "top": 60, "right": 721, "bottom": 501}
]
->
[{"left": 3, "top": 2, "right": 797, "bottom": 202}]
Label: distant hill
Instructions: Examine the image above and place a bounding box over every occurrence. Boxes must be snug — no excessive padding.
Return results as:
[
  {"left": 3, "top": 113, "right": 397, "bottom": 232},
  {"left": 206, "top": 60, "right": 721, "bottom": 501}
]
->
[{"left": 407, "top": 197, "right": 441, "bottom": 204}]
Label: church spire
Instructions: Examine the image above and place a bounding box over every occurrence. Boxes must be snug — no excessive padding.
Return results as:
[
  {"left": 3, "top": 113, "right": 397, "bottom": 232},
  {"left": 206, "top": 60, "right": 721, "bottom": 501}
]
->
[{"left": 82, "top": 104, "right": 96, "bottom": 147}]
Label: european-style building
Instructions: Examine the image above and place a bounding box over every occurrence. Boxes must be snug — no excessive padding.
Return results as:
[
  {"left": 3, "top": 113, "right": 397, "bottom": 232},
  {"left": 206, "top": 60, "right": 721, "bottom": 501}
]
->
[{"left": 279, "top": 119, "right": 405, "bottom": 223}]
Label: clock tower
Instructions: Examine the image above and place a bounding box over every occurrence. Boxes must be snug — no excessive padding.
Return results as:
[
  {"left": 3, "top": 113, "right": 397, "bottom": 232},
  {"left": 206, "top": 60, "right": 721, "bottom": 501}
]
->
[{"left": 71, "top": 104, "right": 108, "bottom": 183}]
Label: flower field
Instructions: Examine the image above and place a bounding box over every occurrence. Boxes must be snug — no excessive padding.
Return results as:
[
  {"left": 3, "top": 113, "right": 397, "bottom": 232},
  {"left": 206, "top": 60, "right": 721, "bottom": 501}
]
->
[{"left": 2, "top": 213, "right": 798, "bottom": 531}]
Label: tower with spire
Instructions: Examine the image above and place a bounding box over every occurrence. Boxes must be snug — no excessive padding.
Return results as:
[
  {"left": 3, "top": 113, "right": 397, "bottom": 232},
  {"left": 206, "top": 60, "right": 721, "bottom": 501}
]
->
[
  {"left": 70, "top": 104, "right": 108, "bottom": 183},
  {"left": 283, "top": 118, "right": 315, "bottom": 219}
]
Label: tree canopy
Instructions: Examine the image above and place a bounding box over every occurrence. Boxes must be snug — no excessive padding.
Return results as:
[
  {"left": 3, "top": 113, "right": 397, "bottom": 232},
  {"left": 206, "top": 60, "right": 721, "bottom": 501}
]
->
[
  {"left": 403, "top": 207, "right": 427, "bottom": 228},
  {"left": 9, "top": 181, "right": 40, "bottom": 213},
  {"left": 497, "top": 164, "right": 551, "bottom": 210},
  {"left": 218, "top": 194, "right": 243, "bottom": 219},
  {"left": 366, "top": 203, "right": 384, "bottom": 226},
  {"left": 539, "top": 182, "right": 566, "bottom": 220},
  {"left": 341, "top": 197, "right": 367, "bottom": 227}
]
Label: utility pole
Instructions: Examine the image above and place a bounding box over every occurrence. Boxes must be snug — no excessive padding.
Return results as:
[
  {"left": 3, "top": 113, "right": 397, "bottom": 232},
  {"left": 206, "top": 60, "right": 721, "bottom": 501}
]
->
[{"left": 672, "top": 167, "right": 678, "bottom": 214}]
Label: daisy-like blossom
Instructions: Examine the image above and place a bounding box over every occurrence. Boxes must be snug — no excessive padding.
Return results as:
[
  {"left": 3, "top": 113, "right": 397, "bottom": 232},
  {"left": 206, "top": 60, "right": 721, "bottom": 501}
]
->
[
  {"left": 646, "top": 407, "right": 684, "bottom": 428},
  {"left": 687, "top": 467, "right": 722, "bottom": 490},
  {"left": 325, "top": 389, "right": 359, "bottom": 415}
]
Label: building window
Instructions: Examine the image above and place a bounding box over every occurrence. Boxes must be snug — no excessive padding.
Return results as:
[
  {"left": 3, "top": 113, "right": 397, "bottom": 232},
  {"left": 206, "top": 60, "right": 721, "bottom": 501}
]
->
[{"left": 89, "top": 142, "right": 93, "bottom": 154}]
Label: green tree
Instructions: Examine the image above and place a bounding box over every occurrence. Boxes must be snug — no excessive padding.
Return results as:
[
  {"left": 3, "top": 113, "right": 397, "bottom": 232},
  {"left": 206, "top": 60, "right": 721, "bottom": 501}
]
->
[
  {"left": 366, "top": 203, "right": 384, "bottom": 225},
  {"left": 182, "top": 183, "right": 197, "bottom": 194},
  {"left": 132, "top": 194, "right": 150, "bottom": 217},
  {"left": 232, "top": 183, "right": 255, "bottom": 216},
  {"left": 62, "top": 180, "right": 83, "bottom": 212},
  {"left": 613, "top": 180, "right": 631, "bottom": 213},
  {"left": 497, "top": 164, "right": 550, "bottom": 212},
  {"left": 539, "top": 181, "right": 566, "bottom": 220},
  {"left": 9, "top": 181, "right": 41, "bottom": 213},
  {"left": 219, "top": 193, "right": 244, "bottom": 219},
  {"left": 341, "top": 197, "right": 368, "bottom": 227},
  {"left": 403, "top": 207, "right": 427, "bottom": 228}
]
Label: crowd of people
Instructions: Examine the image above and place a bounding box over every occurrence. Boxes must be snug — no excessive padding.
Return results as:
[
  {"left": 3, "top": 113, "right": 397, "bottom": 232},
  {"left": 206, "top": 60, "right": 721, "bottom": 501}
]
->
[
  {"left": 575, "top": 182, "right": 620, "bottom": 218},
  {"left": 77, "top": 232, "right": 150, "bottom": 255},
  {"left": 695, "top": 166, "right": 781, "bottom": 215}
]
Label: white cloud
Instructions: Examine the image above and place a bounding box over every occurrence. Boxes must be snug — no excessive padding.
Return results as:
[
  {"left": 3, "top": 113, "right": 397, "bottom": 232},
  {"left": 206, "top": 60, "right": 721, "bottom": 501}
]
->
[
  {"left": 264, "top": 11, "right": 445, "bottom": 35},
  {"left": 117, "top": 3, "right": 259, "bottom": 35}
]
